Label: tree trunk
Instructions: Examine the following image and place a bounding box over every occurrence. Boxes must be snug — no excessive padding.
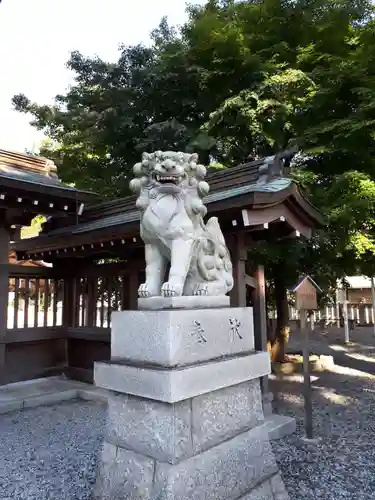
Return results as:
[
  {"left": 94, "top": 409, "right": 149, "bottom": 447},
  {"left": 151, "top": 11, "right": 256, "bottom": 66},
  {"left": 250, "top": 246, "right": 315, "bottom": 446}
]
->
[{"left": 270, "top": 270, "right": 290, "bottom": 362}]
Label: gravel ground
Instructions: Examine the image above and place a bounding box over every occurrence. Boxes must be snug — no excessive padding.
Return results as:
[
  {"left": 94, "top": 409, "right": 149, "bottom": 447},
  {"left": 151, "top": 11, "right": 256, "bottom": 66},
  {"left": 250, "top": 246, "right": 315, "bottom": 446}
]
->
[
  {"left": 272, "top": 363, "right": 375, "bottom": 500},
  {"left": 287, "top": 325, "right": 375, "bottom": 374},
  {"left": 0, "top": 400, "right": 106, "bottom": 500}
]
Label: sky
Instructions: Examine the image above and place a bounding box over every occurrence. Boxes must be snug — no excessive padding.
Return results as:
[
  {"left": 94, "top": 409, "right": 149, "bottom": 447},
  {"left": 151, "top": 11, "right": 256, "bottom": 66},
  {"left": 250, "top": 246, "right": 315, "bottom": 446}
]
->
[{"left": 0, "top": 0, "right": 205, "bottom": 152}]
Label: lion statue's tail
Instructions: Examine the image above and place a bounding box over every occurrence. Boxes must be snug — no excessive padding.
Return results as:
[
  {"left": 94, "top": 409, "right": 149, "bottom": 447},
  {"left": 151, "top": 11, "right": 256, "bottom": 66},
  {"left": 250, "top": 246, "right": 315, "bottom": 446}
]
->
[{"left": 196, "top": 217, "right": 234, "bottom": 292}]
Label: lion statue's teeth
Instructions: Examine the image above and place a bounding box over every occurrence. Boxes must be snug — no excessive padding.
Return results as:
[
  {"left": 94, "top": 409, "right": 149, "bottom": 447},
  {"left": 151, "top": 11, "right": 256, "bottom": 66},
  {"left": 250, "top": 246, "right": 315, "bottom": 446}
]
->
[{"left": 130, "top": 151, "right": 234, "bottom": 298}]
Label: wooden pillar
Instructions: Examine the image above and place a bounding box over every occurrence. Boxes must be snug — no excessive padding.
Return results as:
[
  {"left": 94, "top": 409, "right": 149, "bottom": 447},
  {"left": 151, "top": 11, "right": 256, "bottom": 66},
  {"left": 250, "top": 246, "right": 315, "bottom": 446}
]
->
[
  {"left": 59, "top": 263, "right": 80, "bottom": 374},
  {"left": 0, "top": 219, "right": 10, "bottom": 383},
  {"left": 62, "top": 277, "right": 74, "bottom": 327},
  {"left": 59, "top": 261, "right": 79, "bottom": 328},
  {"left": 129, "top": 270, "right": 139, "bottom": 310},
  {"left": 121, "top": 270, "right": 139, "bottom": 310},
  {"left": 86, "top": 277, "right": 97, "bottom": 327},
  {"left": 10, "top": 227, "right": 21, "bottom": 242},
  {"left": 253, "top": 266, "right": 267, "bottom": 352},
  {"left": 252, "top": 265, "right": 272, "bottom": 416},
  {"left": 121, "top": 274, "right": 129, "bottom": 311},
  {"left": 230, "top": 233, "right": 247, "bottom": 307}
]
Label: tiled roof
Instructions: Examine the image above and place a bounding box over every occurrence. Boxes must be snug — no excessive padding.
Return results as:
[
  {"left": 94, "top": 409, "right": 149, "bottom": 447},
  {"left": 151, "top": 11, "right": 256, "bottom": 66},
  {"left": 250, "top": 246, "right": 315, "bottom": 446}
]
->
[
  {"left": 46, "top": 178, "right": 294, "bottom": 236},
  {"left": 0, "top": 164, "right": 77, "bottom": 191},
  {"left": 0, "top": 148, "right": 93, "bottom": 195}
]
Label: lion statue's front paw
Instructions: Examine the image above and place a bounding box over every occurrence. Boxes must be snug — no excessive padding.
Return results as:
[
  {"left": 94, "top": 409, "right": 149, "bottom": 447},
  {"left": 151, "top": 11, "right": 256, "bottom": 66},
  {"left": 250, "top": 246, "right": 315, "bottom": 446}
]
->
[
  {"left": 161, "top": 282, "right": 183, "bottom": 297},
  {"left": 138, "top": 283, "right": 152, "bottom": 298}
]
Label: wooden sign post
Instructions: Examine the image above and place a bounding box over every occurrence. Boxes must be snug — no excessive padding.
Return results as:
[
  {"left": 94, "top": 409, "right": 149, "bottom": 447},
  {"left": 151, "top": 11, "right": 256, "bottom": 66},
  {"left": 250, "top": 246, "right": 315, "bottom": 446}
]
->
[{"left": 291, "top": 276, "right": 322, "bottom": 440}]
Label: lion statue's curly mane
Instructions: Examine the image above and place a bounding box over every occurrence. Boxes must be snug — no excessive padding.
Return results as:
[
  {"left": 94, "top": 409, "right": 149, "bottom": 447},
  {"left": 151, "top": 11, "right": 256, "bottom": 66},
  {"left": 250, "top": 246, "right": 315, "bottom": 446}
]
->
[{"left": 130, "top": 151, "right": 234, "bottom": 298}]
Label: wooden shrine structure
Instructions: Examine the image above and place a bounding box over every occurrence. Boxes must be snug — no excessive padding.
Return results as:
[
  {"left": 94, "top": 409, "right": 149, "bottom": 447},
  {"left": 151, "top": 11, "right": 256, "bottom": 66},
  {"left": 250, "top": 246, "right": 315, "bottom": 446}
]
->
[
  {"left": 0, "top": 148, "right": 95, "bottom": 383},
  {"left": 2, "top": 149, "right": 323, "bottom": 385}
]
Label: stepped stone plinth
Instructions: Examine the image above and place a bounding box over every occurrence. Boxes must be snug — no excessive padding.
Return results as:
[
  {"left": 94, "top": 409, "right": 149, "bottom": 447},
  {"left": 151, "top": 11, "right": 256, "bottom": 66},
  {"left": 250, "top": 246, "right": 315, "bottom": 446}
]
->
[{"left": 93, "top": 297, "right": 289, "bottom": 500}]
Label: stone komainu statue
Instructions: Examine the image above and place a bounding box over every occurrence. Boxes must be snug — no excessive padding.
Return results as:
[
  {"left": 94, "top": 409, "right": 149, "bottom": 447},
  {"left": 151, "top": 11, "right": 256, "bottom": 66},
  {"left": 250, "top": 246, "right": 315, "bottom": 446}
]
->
[{"left": 130, "top": 151, "right": 234, "bottom": 298}]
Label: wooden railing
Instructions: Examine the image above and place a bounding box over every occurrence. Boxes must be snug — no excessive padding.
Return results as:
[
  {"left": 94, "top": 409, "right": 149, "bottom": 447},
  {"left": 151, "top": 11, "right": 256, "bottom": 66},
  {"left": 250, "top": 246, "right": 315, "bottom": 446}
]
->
[
  {"left": 267, "top": 303, "right": 375, "bottom": 330},
  {"left": 8, "top": 265, "right": 63, "bottom": 329},
  {"left": 69, "top": 275, "right": 125, "bottom": 328},
  {"left": 63, "top": 262, "right": 140, "bottom": 329},
  {"left": 2, "top": 265, "right": 66, "bottom": 384},
  {"left": 4, "top": 262, "right": 138, "bottom": 384},
  {"left": 61, "top": 262, "right": 141, "bottom": 383},
  {"left": 7, "top": 262, "right": 141, "bottom": 330}
]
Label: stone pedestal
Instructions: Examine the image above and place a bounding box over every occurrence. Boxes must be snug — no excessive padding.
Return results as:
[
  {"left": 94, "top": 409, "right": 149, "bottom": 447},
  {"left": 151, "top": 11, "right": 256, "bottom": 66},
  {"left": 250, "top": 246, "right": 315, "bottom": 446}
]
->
[{"left": 94, "top": 299, "right": 290, "bottom": 499}]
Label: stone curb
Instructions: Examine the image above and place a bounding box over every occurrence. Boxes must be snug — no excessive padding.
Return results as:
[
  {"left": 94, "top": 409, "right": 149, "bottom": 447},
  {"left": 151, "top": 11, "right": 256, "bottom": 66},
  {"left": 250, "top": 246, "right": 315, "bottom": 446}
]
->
[
  {"left": 0, "top": 379, "right": 111, "bottom": 415},
  {"left": 0, "top": 379, "right": 296, "bottom": 442}
]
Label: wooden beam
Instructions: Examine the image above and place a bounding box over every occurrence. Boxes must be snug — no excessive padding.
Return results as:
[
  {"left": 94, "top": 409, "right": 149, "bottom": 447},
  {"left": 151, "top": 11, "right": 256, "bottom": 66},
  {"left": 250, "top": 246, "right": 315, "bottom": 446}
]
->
[
  {"left": 79, "top": 261, "right": 142, "bottom": 278},
  {"left": 8, "top": 261, "right": 142, "bottom": 281},
  {"left": 67, "top": 327, "right": 110, "bottom": 342},
  {"left": 12, "top": 223, "right": 141, "bottom": 254},
  {"left": 17, "top": 242, "right": 144, "bottom": 266},
  {"left": 286, "top": 230, "right": 301, "bottom": 238},
  {"left": 2, "top": 327, "right": 66, "bottom": 344},
  {"left": 241, "top": 205, "right": 312, "bottom": 238},
  {"left": 8, "top": 264, "right": 56, "bottom": 279},
  {"left": 245, "top": 274, "right": 256, "bottom": 289}
]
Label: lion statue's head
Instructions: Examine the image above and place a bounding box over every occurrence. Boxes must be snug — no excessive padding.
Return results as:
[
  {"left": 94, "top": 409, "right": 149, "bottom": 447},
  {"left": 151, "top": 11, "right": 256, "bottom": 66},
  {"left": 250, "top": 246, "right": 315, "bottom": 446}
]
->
[{"left": 130, "top": 151, "right": 210, "bottom": 199}]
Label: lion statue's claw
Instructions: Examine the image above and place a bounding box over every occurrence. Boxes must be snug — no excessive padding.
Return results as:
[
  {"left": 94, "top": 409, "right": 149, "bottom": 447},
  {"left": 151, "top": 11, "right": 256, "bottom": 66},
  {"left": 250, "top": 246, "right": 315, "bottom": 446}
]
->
[
  {"left": 138, "top": 283, "right": 151, "bottom": 298},
  {"left": 161, "top": 282, "right": 183, "bottom": 297},
  {"left": 193, "top": 284, "right": 209, "bottom": 296}
]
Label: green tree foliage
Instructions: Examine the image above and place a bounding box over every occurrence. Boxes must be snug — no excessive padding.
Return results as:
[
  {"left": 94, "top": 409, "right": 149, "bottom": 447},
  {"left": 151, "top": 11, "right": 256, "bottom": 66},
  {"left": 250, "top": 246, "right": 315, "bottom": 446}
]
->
[{"left": 204, "top": 69, "right": 316, "bottom": 163}]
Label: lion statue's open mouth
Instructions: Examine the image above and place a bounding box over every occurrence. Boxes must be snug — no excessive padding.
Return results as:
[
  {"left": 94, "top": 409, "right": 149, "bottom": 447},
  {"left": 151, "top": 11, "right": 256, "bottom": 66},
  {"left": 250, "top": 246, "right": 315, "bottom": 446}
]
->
[
  {"left": 154, "top": 174, "right": 183, "bottom": 185},
  {"left": 130, "top": 150, "right": 234, "bottom": 298}
]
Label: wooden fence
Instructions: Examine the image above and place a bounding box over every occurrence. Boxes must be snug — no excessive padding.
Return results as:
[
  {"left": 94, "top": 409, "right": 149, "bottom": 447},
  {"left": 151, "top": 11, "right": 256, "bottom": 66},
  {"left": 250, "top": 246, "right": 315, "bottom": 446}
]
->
[
  {"left": 288, "top": 304, "right": 375, "bottom": 327},
  {"left": 266, "top": 303, "right": 375, "bottom": 333},
  {"left": 3, "top": 266, "right": 65, "bottom": 384},
  {"left": 4, "top": 261, "right": 375, "bottom": 385},
  {"left": 61, "top": 263, "right": 139, "bottom": 383},
  {"left": 3, "top": 263, "right": 143, "bottom": 384}
]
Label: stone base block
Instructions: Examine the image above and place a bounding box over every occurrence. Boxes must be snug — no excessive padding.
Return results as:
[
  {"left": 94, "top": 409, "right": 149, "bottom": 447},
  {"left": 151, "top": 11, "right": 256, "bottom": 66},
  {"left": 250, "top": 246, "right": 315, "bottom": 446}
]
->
[
  {"left": 94, "top": 351, "right": 270, "bottom": 403},
  {"left": 94, "top": 425, "right": 284, "bottom": 500},
  {"left": 105, "top": 380, "right": 264, "bottom": 464},
  {"left": 239, "top": 473, "right": 289, "bottom": 499},
  {"left": 111, "top": 306, "right": 254, "bottom": 367},
  {"left": 94, "top": 375, "right": 290, "bottom": 499},
  {"left": 262, "top": 414, "right": 296, "bottom": 441}
]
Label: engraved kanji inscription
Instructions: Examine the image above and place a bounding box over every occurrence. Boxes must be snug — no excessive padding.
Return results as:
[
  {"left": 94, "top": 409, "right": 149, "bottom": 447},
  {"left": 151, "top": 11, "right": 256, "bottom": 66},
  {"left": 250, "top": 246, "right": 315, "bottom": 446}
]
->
[
  {"left": 229, "top": 318, "right": 243, "bottom": 340},
  {"left": 191, "top": 320, "right": 207, "bottom": 344}
]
